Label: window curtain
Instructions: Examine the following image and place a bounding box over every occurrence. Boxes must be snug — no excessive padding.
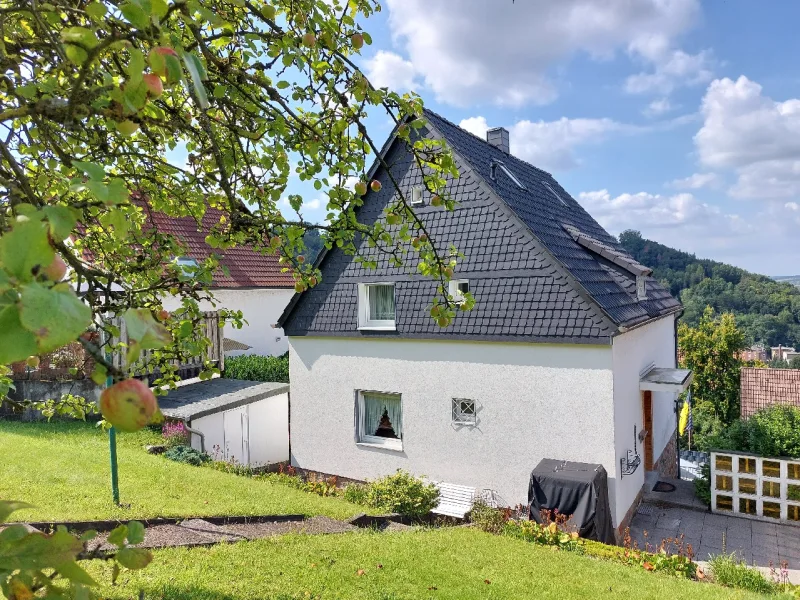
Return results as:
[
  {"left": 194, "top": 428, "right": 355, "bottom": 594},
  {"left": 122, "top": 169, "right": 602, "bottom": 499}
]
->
[
  {"left": 369, "top": 285, "right": 395, "bottom": 321},
  {"left": 363, "top": 393, "right": 402, "bottom": 439}
]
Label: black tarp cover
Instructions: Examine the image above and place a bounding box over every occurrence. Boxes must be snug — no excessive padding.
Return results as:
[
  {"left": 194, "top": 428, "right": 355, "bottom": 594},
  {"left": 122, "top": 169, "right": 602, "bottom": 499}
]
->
[{"left": 528, "top": 458, "right": 615, "bottom": 545}]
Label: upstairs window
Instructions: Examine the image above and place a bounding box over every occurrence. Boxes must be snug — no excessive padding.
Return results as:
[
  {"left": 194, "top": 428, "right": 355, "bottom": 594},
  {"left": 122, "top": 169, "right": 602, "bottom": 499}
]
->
[
  {"left": 452, "top": 398, "right": 477, "bottom": 426},
  {"left": 358, "top": 283, "right": 396, "bottom": 330},
  {"left": 410, "top": 186, "right": 424, "bottom": 206},
  {"left": 357, "top": 391, "right": 403, "bottom": 450},
  {"left": 449, "top": 279, "right": 469, "bottom": 302}
]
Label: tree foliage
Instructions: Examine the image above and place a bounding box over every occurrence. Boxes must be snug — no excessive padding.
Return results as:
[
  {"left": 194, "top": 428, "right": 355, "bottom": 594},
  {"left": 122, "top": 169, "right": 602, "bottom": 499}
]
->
[
  {"left": 619, "top": 230, "right": 800, "bottom": 348},
  {"left": 678, "top": 306, "right": 747, "bottom": 425},
  {"left": 0, "top": 0, "right": 466, "bottom": 391}
]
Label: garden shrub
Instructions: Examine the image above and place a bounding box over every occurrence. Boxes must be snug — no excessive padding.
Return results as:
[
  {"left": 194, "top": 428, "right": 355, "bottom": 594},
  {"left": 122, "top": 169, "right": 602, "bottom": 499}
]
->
[
  {"left": 504, "top": 519, "right": 582, "bottom": 553},
  {"left": 162, "top": 421, "right": 189, "bottom": 448},
  {"left": 709, "top": 553, "right": 776, "bottom": 593},
  {"left": 583, "top": 539, "right": 697, "bottom": 579},
  {"left": 342, "top": 483, "right": 369, "bottom": 506},
  {"left": 223, "top": 354, "right": 289, "bottom": 383},
  {"left": 694, "top": 463, "right": 712, "bottom": 507},
  {"left": 747, "top": 405, "right": 800, "bottom": 458},
  {"left": 469, "top": 499, "right": 507, "bottom": 534},
  {"left": 163, "top": 445, "right": 211, "bottom": 466},
  {"left": 364, "top": 470, "right": 440, "bottom": 518}
]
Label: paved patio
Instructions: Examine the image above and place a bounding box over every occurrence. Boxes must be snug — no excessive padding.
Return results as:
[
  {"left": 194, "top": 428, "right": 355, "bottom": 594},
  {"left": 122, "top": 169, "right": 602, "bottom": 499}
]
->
[{"left": 630, "top": 504, "right": 800, "bottom": 582}]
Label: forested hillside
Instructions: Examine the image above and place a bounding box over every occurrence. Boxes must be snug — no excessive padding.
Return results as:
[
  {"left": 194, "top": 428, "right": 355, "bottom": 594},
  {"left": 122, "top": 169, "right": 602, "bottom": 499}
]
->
[{"left": 619, "top": 230, "right": 800, "bottom": 347}]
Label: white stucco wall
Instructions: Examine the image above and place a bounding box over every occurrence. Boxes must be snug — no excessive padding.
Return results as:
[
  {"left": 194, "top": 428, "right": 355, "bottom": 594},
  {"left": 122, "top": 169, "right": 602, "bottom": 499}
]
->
[
  {"left": 162, "top": 288, "right": 294, "bottom": 356},
  {"left": 190, "top": 391, "right": 289, "bottom": 466},
  {"left": 289, "top": 336, "right": 619, "bottom": 516},
  {"left": 610, "top": 314, "right": 677, "bottom": 524}
]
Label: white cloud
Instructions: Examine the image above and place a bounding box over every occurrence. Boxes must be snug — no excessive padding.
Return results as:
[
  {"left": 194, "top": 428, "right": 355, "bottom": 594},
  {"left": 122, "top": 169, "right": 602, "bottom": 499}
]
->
[
  {"left": 385, "top": 0, "right": 701, "bottom": 107},
  {"left": 578, "top": 189, "right": 800, "bottom": 271},
  {"left": 459, "top": 115, "right": 625, "bottom": 171},
  {"left": 695, "top": 76, "right": 800, "bottom": 199},
  {"left": 643, "top": 98, "right": 675, "bottom": 117},
  {"left": 670, "top": 172, "right": 720, "bottom": 190},
  {"left": 625, "top": 47, "right": 715, "bottom": 95},
  {"left": 363, "top": 50, "right": 418, "bottom": 91},
  {"left": 305, "top": 198, "right": 321, "bottom": 211},
  {"left": 787, "top": 202, "right": 800, "bottom": 211}
]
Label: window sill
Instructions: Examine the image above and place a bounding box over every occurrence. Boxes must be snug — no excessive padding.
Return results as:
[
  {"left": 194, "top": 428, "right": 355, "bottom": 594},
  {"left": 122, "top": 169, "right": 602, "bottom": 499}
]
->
[
  {"left": 357, "top": 325, "right": 397, "bottom": 332},
  {"left": 356, "top": 441, "right": 403, "bottom": 452}
]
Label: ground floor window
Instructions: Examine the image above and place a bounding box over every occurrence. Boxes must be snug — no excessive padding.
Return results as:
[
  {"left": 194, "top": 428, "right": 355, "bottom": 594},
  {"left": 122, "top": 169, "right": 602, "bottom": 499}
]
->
[{"left": 357, "top": 391, "right": 403, "bottom": 450}]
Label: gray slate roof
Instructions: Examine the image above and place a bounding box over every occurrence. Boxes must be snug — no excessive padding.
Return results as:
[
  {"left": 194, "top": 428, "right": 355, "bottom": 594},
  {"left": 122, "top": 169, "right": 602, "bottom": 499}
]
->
[
  {"left": 279, "top": 110, "right": 681, "bottom": 344},
  {"left": 159, "top": 379, "right": 289, "bottom": 420}
]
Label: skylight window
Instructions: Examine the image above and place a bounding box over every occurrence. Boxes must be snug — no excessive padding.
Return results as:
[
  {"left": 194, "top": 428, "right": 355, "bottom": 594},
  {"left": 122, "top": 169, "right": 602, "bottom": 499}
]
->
[
  {"left": 542, "top": 181, "right": 569, "bottom": 207},
  {"left": 489, "top": 160, "right": 527, "bottom": 190}
]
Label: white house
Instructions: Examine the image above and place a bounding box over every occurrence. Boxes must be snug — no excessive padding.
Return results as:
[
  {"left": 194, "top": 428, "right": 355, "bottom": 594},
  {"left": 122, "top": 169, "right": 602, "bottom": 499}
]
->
[
  {"left": 279, "top": 110, "right": 692, "bottom": 533},
  {"left": 145, "top": 205, "right": 295, "bottom": 356}
]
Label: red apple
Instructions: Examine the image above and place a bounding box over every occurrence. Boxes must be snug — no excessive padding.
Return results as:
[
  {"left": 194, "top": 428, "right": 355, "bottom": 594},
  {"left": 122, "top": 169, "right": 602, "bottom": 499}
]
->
[
  {"left": 351, "top": 33, "right": 364, "bottom": 49},
  {"left": 354, "top": 181, "right": 367, "bottom": 196},
  {"left": 157, "top": 309, "right": 169, "bottom": 321},
  {"left": 437, "top": 316, "right": 449, "bottom": 327},
  {"left": 431, "top": 195, "right": 443, "bottom": 207},
  {"left": 26, "top": 356, "right": 40, "bottom": 368},
  {"left": 294, "top": 282, "right": 305, "bottom": 293},
  {"left": 370, "top": 180, "right": 382, "bottom": 192},
  {"left": 302, "top": 32, "right": 316, "bottom": 48},
  {"left": 143, "top": 73, "right": 163, "bottom": 97},
  {"left": 297, "top": 255, "right": 305, "bottom": 263},
  {"left": 42, "top": 255, "right": 67, "bottom": 281},
  {"left": 99, "top": 378, "right": 157, "bottom": 432},
  {"left": 148, "top": 46, "right": 178, "bottom": 77}
]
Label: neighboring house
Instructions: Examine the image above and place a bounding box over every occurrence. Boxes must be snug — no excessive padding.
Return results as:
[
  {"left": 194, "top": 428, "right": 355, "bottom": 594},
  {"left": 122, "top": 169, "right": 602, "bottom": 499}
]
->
[
  {"left": 279, "top": 110, "right": 691, "bottom": 532},
  {"left": 771, "top": 346, "right": 797, "bottom": 362},
  {"left": 741, "top": 367, "right": 800, "bottom": 418},
  {"left": 144, "top": 206, "right": 296, "bottom": 356},
  {"left": 741, "top": 343, "right": 768, "bottom": 363}
]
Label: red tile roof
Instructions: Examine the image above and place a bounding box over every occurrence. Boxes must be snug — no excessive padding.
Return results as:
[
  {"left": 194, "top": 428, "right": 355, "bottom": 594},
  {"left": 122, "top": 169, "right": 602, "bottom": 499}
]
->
[
  {"left": 142, "top": 206, "right": 294, "bottom": 289},
  {"left": 741, "top": 367, "right": 800, "bottom": 418}
]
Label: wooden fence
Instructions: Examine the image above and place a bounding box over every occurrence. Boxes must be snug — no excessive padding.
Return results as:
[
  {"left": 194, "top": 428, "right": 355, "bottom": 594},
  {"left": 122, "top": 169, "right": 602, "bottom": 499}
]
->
[{"left": 109, "top": 311, "right": 224, "bottom": 382}]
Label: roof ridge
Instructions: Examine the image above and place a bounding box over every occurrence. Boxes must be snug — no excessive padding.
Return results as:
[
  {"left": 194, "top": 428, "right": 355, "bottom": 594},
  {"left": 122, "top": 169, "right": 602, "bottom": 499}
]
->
[{"left": 422, "top": 108, "right": 551, "bottom": 177}]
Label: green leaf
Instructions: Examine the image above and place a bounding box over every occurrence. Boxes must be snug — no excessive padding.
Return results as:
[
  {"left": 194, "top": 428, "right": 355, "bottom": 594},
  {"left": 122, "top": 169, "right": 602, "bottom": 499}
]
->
[
  {"left": 116, "top": 547, "right": 153, "bottom": 570},
  {"left": 43, "top": 206, "right": 78, "bottom": 241},
  {"left": 120, "top": 1, "right": 149, "bottom": 28},
  {"left": 127, "top": 48, "right": 145, "bottom": 86},
  {"left": 0, "top": 305, "right": 38, "bottom": 363},
  {"left": 73, "top": 161, "right": 105, "bottom": 181},
  {"left": 0, "top": 501, "right": 33, "bottom": 524},
  {"left": 0, "top": 526, "right": 82, "bottom": 572},
  {"left": 183, "top": 52, "right": 209, "bottom": 109},
  {"left": 18, "top": 283, "right": 92, "bottom": 354},
  {"left": 126, "top": 521, "right": 145, "bottom": 545},
  {"left": 0, "top": 524, "right": 30, "bottom": 544},
  {"left": 85, "top": 2, "right": 107, "bottom": 20},
  {"left": 165, "top": 53, "right": 183, "bottom": 84},
  {"left": 106, "top": 525, "right": 128, "bottom": 548},
  {"left": 55, "top": 560, "right": 98, "bottom": 586},
  {"left": 151, "top": 0, "right": 168, "bottom": 18},
  {"left": 123, "top": 308, "right": 171, "bottom": 349},
  {"left": 106, "top": 179, "right": 130, "bottom": 204},
  {"left": 0, "top": 219, "right": 55, "bottom": 281}
]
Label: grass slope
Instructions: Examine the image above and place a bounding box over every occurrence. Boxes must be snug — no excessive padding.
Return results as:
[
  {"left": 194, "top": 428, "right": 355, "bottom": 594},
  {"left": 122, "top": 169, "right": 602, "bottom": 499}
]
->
[
  {"left": 0, "top": 421, "right": 370, "bottom": 522},
  {"left": 89, "top": 528, "right": 769, "bottom": 600}
]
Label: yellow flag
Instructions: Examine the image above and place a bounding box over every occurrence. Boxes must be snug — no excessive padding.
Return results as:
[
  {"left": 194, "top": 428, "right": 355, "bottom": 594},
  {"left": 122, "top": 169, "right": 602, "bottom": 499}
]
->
[{"left": 679, "top": 399, "right": 690, "bottom": 436}]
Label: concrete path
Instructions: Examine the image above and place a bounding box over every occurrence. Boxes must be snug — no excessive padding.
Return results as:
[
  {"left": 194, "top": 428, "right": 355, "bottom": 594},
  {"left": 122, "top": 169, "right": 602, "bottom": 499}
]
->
[{"left": 630, "top": 504, "right": 800, "bottom": 584}]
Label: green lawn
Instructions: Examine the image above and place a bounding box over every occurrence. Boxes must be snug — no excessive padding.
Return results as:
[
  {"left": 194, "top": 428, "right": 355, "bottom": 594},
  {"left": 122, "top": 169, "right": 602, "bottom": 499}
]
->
[
  {"left": 0, "top": 421, "right": 370, "bottom": 522},
  {"left": 88, "top": 527, "right": 771, "bottom": 600}
]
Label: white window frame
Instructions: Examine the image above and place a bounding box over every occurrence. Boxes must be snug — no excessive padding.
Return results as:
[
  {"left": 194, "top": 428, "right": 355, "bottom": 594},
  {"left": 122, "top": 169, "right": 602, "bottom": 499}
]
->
[
  {"left": 452, "top": 398, "right": 477, "bottom": 426},
  {"left": 356, "top": 390, "right": 403, "bottom": 451},
  {"left": 358, "top": 283, "right": 396, "bottom": 331},
  {"left": 448, "top": 279, "right": 469, "bottom": 302},
  {"left": 636, "top": 275, "right": 647, "bottom": 301},
  {"left": 410, "top": 186, "right": 424, "bottom": 206}
]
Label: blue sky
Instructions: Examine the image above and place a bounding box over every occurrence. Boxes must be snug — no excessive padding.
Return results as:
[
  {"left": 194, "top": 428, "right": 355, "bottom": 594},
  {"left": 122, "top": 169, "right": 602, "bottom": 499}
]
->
[{"left": 330, "top": 0, "right": 800, "bottom": 276}]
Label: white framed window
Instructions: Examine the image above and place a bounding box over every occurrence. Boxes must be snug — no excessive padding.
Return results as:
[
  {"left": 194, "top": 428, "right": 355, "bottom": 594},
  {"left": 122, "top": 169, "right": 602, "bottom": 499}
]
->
[
  {"left": 356, "top": 390, "right": 403, "bottom": 450},
  {"left": 410, "top": 186, "right": 424, "bottom": 206},
  {"left": 448, "top": 279, "right": 469, "bottom": 302},
  {"left": 452, "top": 398, "right": 477, "bottom": 426},
  {"left": 636, "top": 275, "right": 647, "bottom": 301},
  {"left": 358, "top": 283, "right": 396, "bottom": 330}
]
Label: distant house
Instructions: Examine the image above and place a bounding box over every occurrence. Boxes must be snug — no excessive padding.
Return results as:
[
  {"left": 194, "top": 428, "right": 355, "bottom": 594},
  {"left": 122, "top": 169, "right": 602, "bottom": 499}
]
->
[
  {"left": 741, "top": 343, "right": 768, "bottom": 363},
  {"left": 144, "top": 205, "right": 295, "bottom": 356},
  {"left": 741, "top": 367, "right": 800, "bottom": 417},
  {"left": 771, "top": 346, "right": 797, "bottom": 362},
  {"left": 279, "top": 110, "right": 691, "bottom": 533}
]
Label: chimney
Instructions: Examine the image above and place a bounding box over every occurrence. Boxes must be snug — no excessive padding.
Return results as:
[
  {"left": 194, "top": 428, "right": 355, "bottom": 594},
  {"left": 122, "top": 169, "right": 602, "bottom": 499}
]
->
[{"left": 486, "top": 127, "right": 510, "bottom": 154}]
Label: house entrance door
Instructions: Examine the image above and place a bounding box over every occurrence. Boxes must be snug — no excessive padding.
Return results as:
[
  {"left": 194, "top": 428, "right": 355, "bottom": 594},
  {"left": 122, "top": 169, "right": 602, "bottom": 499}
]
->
[{"left": 641, "top": 390, "right": 653, "bottom": 470}]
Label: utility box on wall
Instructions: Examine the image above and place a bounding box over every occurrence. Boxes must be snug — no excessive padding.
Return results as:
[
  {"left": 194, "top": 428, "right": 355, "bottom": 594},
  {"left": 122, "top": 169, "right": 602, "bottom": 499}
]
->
[{"left": 160, "top": 379, "right": 289, "bottom": 467}]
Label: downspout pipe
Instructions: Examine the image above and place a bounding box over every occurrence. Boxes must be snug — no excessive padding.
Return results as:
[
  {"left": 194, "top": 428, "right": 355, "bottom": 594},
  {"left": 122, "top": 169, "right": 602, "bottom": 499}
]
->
[{"left": 181, "top": 417, "right": 205, "bottom": 453}]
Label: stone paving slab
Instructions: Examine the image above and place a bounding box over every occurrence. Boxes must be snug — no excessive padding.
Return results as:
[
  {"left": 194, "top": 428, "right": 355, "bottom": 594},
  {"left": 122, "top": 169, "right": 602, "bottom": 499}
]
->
[{"left": 630, "top": 503, "right": 800, "bottom": 584}]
